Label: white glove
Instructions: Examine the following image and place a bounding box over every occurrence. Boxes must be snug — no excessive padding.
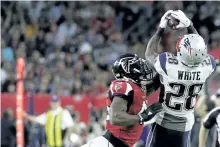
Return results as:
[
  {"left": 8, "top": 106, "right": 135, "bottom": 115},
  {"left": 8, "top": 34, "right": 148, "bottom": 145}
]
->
[
  {"left": 170, "top": 10, "right": 191, "bottom": 29},
  {"left": 159, "top": 10, "right": 174, "bottom": 28}
]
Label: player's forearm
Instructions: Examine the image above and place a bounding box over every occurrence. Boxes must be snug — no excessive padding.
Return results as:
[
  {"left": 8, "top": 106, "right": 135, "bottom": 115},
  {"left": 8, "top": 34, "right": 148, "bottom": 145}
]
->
[
  {"left": 187, "top": 23, "right": 198, "bottom": 34},
  {"left": 110, "top": 97, "right": 140, "bottom": 126},
  {"left": 145, "top": 28, "right": 165, "bottom": 61},
  {"left": 110, "top": 111, "right": 140, "bottom": 127},
  {"left": 199, "top": 125, "right": 208, "bottom": 147}
]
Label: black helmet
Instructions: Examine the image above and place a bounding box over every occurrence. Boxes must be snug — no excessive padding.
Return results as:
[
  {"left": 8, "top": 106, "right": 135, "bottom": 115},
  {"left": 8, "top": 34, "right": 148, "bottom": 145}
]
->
[{"left": 112, "top": 53, "right": 153, "bottom": 84}]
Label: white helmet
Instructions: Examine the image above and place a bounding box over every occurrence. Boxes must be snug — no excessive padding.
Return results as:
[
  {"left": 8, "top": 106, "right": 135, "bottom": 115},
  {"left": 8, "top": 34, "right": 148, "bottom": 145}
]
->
[{"left": 176, "top": 34, "right": 208, "bottom": 66}]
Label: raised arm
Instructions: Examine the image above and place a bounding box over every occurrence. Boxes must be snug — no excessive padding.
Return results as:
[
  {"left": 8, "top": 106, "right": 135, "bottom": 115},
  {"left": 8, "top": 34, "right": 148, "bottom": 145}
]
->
[
  {"left": 145, "top": 10, "right": 173, "bottom": 62},
  {"left": 187, "top": 23, "right": 198, "bottom": 34},
  {"left": 145, "top": 28, "right": 165, "bottom": 62}
]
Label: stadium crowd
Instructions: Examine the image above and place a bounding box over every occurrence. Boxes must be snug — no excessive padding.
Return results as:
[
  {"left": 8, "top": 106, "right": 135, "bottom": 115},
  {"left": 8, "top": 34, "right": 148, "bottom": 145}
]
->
[
  {"left": 1, "top": 1, "right": 220, "bottom": 95},
  {"left": 1, "top": 1, "right": 220, "bottom": 147}
]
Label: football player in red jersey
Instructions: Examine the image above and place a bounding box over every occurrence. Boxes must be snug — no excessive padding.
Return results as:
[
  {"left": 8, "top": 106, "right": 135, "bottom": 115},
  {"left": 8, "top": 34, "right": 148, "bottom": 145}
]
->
[{"left": 81, "top": 53, "right": 162, "bottom": 147}]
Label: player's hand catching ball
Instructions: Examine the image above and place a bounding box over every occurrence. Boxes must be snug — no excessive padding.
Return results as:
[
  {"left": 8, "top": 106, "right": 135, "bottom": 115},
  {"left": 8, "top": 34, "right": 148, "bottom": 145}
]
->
[
  {"left": 138, "top": 102, "right": 162, "bottom": 124},
  {"left": 170, "top": 10, "right": 191, "bottom": 30},
  {"left": 167, "top": 15, "right": 180, "bottom": 30},
  {"left": 159, "top": 10, "right": 174, "bottom": 29}
]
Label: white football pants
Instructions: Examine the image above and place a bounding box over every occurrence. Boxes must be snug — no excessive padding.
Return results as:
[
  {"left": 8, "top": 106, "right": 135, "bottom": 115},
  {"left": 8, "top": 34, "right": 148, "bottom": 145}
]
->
[{"left": 81, "top": 136, "right": 114, "bottom": 147}]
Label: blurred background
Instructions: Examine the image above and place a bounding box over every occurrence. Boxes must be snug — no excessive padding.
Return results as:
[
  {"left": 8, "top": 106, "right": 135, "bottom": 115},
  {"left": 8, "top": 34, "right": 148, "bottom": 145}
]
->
[{"left": 1, "top": 1, "right": 220, "bottom": 147}]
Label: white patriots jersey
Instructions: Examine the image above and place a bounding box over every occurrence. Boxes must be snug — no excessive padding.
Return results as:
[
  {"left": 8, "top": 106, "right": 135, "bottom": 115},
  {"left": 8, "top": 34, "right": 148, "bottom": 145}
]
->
[{"left": 154, "top": 52, "right": 216, "bottom": 132}]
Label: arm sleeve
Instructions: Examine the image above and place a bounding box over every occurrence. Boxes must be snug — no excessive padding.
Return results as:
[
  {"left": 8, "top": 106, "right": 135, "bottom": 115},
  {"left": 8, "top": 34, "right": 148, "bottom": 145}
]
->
[
  {"left": 203, "top": 107, "right": 219, "bottom": 129},
  {"left": 35, "top": 113, "right": 47, "bottom": 125}
]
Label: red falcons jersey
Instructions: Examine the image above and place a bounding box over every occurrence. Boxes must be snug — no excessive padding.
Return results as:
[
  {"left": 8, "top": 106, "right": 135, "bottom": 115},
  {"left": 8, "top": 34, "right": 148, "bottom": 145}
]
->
[{"left": 105, "top": 79, "right": 147, "bottom": 147}]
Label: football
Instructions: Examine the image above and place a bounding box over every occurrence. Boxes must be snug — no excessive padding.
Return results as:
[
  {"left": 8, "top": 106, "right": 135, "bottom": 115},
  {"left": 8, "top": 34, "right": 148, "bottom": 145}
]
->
[{"left": 168, "top": 16, "right": 180, "bottom": 30}]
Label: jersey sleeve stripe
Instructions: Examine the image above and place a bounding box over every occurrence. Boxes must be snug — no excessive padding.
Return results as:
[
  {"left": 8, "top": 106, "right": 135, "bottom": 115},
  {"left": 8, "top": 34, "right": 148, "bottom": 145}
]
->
[
  {"left": 209, "top": 55, "right": 216, "bottom": 70},
  {"left": 159, "top": 53, "right": 167, "bottom": 75}
]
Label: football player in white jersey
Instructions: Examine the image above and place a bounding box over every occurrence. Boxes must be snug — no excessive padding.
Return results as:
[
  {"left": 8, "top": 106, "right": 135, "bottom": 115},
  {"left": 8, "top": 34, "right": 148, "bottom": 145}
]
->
[{"left": 144, "top": 10, "right": 217, "bottom": 147}]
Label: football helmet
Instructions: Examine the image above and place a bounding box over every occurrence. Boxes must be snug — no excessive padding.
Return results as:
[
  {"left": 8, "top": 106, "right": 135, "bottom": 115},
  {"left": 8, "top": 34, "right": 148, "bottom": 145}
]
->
[
  {"left": 176, "top": 34, "right": 208, "bottom": 66},
  {"left": 112, "top": 53, "right": 153, "bottom": 84}
]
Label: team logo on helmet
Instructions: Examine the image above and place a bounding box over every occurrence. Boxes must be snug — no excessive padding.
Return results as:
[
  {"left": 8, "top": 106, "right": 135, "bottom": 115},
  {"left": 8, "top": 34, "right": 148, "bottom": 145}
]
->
[
  {"left": 183, "top": 38, "right": 192, "bottom": 56},
  {"left": 119, "top": 57, "right": 139, "bottom": 73}
]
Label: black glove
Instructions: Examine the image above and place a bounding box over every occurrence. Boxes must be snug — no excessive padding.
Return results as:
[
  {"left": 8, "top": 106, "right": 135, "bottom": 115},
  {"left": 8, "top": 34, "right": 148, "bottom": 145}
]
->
[{"left": 137, "top": 102, "right": 162, "bottom": 124}]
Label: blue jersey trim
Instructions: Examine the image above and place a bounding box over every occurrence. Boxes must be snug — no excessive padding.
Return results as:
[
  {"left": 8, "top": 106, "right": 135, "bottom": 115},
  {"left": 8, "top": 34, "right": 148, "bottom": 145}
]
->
[
  {"left": 159, "top": 53, "right": 167, "bottom": 75},
  {"left": 209, "top": 55, "right": 216, "bottom": 70}
]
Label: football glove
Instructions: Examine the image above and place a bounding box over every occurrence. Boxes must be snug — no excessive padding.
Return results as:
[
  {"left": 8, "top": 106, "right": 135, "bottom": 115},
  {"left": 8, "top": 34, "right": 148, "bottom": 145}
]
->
[
  {"left": 170, "top": 10, "right": 191, "bottom": 29},
  {"left": 159, "top": 10, "right": 174, "bottom": 28},
  {"left": 138, "top": 102, "right": 162, "bottom": 124}
]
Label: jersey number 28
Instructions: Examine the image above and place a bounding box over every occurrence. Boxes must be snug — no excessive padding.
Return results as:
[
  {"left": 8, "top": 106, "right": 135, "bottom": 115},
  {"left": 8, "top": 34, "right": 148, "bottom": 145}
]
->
[{"left": 163, "top": 83, "right": 203, "bottom": 111}]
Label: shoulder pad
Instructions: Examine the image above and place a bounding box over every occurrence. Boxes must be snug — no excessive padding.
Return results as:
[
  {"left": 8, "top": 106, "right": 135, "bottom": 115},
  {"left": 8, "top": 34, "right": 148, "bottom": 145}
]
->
[
  {"left": 154, "top": 52, "right": 168, "bottom": 75},
  {"left": 110, "top": 80, "right": 133, "bottom": 96}
]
